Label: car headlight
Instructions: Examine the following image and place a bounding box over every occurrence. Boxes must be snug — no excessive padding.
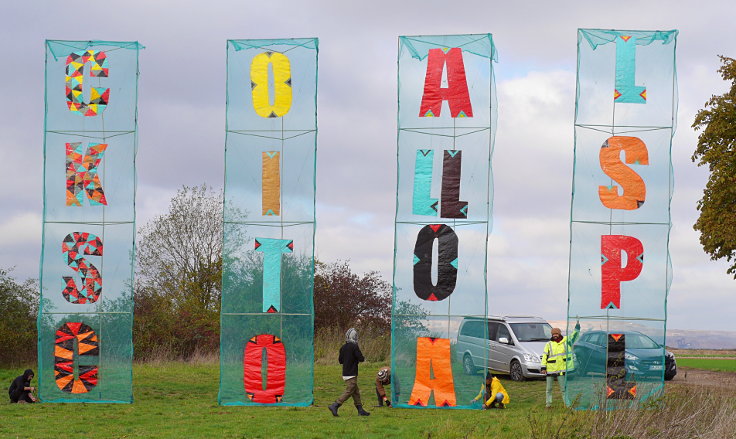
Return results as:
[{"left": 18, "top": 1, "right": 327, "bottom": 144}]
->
[
  {"left": 624, "top": 353, "right": 638, "bottom": 361},
  {"left": 523, "top": 353, "right": 539, "bottom": 363}
]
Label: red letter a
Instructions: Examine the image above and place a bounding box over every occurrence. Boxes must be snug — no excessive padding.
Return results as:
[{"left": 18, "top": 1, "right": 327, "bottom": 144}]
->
[{"left": 419, "top": 48, "right": 473, "bottom": 118}]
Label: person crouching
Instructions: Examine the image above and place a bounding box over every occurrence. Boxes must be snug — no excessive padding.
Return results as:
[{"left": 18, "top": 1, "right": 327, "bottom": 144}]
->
[
  {"left": 8, "top": 369, "right": 36, "bottom": 403},
  {"left": 471, "top": 372, "right": 509, "bottom": 409},
  {"left": 375, "top": 366, "right": 395, "bottom": 407},
  {"left": 328, "top": 328, "right": 370, "bottom": 417}
]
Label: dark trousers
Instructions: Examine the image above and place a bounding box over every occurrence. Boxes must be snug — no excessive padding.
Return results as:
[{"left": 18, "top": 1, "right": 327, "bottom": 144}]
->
[
  {"left": 9, "top": 390, "right": 35, "bottom": 403},
  {"left": 336, "top": 377, "right": 362, "bottom": 406}
]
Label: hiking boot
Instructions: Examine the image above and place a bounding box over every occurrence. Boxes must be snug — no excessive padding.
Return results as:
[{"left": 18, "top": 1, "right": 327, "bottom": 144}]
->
[
  {"left": 328, "top": 402, "right": 340, "bottom": 417},
  {"left": 356, "top": 405, "right": 371, "bottom": 416}
]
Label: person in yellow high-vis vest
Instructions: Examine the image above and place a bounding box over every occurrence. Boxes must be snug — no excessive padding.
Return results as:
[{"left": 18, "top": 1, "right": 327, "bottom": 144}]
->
[{"left": 541, "top": 321, "right": 580, "bottom": 408}]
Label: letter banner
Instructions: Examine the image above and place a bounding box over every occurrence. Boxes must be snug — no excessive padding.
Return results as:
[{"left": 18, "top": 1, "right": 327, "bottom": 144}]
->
[
  {"left": 219, "top": 38, "right": 317, "bottom": 406},
  {"left": 566, "top": 29, "right": 678, "bottom": 409},
  {"left": 39, "top": 40, "right": 142, "bottom": 403},
  {"left": 392, "top": 34, "right": 497, "bottom": 409}
]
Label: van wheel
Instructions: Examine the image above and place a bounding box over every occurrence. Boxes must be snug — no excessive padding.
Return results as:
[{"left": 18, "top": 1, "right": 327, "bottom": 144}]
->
[
  {"left": 510, "top": 360, "right": 525, "bottom": 381},
  {"left": 463, "top": 354, "right": 477, "bottom": 375}
]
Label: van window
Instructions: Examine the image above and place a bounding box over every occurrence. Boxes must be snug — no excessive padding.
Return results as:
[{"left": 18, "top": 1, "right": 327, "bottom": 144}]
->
[
  {"left": 487, "top": 321, "right": 499, "bottom": 341},
  {"left": 496, "top": 324, "right": 511, "bottom": 343},
  {"left": 510, "top": 323, "right": 552, "bottom": 342},
  {"left": 461, "top": 321, "right": 484, "bottom": 338}
]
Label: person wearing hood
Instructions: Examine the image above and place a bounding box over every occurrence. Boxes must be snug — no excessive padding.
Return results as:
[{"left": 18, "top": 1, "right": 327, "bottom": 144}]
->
[
  {"left": 471, "top": 372, "right": 509, "bottom": 409},
  {"left": 328, "top": 328, "right": 370, "bottom": 417},
  {"left": 541, "top": 321, "right": 580, "bottom": 408},
  {"left": 8, "top": 369, "right": 36, "bottom": 403}
]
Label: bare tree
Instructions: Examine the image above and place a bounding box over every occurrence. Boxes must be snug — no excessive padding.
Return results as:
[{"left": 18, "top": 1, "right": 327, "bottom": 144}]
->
[{"left": 137, "top": 184, "right": 224, "bottom": 310}]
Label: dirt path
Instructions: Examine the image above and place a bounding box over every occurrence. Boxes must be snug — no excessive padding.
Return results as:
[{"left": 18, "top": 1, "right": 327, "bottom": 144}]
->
[{"left": 668, "top": 367, "right": 736, "bottom": 392}]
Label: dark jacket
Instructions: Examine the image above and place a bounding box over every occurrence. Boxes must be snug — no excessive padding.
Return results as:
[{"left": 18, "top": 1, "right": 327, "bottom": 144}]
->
[
  {"left": 339, "top": 342, "right": 364, "bottom": 377},
  {"left": 8, "top": 369, "right": 33, "bottom": 403}
]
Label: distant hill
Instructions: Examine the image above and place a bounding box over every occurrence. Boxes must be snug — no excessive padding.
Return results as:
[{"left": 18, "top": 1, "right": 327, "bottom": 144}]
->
[
  {"left": 547, "top": 320, "right": 736, "bottom": 350},
  {"left": 665, "top": 329, "right": 736, "bottom": 350}
]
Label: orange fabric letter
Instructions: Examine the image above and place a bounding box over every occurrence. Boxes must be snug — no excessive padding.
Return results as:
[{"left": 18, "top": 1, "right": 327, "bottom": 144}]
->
[
  {"left": 409, "top": 337, "right": 456, "bottom": 407},
  {"left": 262, "top": 151, "right": 280, "bottom": 216},
  {"left": 598, "top": 136, "right": 648, "bottom": 210}
]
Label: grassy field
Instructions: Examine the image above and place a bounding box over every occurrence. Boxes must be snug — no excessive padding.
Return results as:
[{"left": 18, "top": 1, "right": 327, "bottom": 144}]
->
[
  {"left": 678, "top": 358, "right": 736, "bottom": 372},
  {"left": 1, "top": 362, "right": 734, "bottom": 439},
  {"left": 669, "top": 349, "right": 736, "bottom": 358}
]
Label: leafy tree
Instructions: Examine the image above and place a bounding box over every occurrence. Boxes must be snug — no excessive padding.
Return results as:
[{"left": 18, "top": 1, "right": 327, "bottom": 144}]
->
[
  {"left": 0, "top": 269, "right": 37, "bottom": 365},
  {"left": 692, "top": 56, "right": 736, "bottom": 278},
  {"left": 314, "top": 260, "right": 391, "bottom": 331},
  {"left": 134, "top": 185, "right": 228, "bottom": 359}
]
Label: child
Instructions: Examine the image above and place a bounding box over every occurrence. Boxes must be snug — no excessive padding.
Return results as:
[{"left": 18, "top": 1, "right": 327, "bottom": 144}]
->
[
  {"left": 471, "top": 372, "right": 509, "bottom": 409},
  {"left": 328, "top": 328, "right": 370, "bottom": 416},
  {"left": 375, "top": 366, "right": 393, "bottom": 407}
]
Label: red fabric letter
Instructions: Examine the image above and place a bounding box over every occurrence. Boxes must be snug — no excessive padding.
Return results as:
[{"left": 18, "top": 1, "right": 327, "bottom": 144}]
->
[
  {"left": 419, "top": 48, "right": 473, "bottom": 118},
  {"left": 601, "top": 235, "right": 643, "bottom": 309},
  {"left": 243, "top": 334, "right": 286, "bottom": 403}
]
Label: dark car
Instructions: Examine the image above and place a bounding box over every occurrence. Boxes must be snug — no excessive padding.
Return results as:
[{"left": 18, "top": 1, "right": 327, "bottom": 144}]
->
[{"left": 573, "top": 330, "right": 677, "bottom": 381}]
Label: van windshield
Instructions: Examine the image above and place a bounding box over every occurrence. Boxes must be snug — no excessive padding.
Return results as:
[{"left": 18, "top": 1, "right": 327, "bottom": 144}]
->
[{"left": 510, "top": 323, "right": 552, "bottom": 342}]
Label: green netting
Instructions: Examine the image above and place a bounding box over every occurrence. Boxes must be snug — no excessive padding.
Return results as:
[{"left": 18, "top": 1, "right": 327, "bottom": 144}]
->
[
  {"left": 220, "top": 38, "right": 317, "bottom": 406},
  {"left": 566, "top": 29, "right": 677, "bottom": 410},
  {"left": 392, "top": 34, "right": 496, "bottom": 409},
  {"left": 39, "top": 40, "right": 141, "bottom": 403}
]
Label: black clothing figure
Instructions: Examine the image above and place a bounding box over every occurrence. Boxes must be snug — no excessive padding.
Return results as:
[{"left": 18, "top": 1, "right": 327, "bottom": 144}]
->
[
  {"left": 339, "top": 341, "right": 364, "bottom": 377},
  {"left": 8, "top": 369, "right": 36, "bottom": 403},
  {"left": 328, "top": 328, "right": 370, "bottom": 417}
]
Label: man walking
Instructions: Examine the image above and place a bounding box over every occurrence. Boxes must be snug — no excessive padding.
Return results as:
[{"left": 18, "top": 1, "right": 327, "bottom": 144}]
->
[{"left": 328, "top": 328, "right": 370, "bottom": 417}]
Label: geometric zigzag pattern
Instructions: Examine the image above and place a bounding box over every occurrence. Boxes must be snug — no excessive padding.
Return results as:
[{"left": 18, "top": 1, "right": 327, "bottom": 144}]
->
[
  {"left": 65, "top": 50, "right": 109, "bottom": 117},
  {"left": 62, "top": 232, "right": 103, "bottom": 304},
  {"left": 54, "top": 322, "right": 99, "bottom": 394},
  {"left": 65, "top": 142, "right": 108, "bottom": 206}
]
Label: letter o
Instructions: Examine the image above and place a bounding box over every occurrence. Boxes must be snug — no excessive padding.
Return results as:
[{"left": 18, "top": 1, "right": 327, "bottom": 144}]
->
[
  {"left": 54, "top": 321, "right": 99, "bottom": 394},
  {"left": 413, "top": 224, "right": 459, "bottom": 301},
  {"left": 250, "top": 52, "right": 292, "bottom": 118}
]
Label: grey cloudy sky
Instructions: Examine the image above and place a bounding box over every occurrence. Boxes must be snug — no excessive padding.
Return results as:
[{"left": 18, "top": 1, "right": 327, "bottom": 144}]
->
[{"left": 1, "top": 1, "right": 734, "bottom": 331}]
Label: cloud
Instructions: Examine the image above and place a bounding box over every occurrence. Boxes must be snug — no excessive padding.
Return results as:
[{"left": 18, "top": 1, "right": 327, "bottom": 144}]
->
[
  {"left": 0, "top": 212, "right": 42, "bottom": 280},
  {"left": 1, "top": 0, "right": 735, "bottom": 332}
]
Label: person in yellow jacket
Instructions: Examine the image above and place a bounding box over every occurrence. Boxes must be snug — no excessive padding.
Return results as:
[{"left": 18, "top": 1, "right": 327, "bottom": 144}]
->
[
  {"left": 471, "top": 373, "right": 509, "bottom": 409},
  {"left": 541, "top": 321, "right": 580, "bottom": 408}
]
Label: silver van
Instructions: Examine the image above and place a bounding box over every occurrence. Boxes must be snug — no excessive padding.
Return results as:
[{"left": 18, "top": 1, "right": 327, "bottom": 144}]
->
[{"left": 455, "top": 316, "right": 552, "bottom": 381}]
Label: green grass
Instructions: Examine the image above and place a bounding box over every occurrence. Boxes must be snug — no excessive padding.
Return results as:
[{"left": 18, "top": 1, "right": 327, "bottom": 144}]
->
[
  {"left": 678, "top": 358, "right": 736, "bottom": 372},
  {"left": 0, "top": 362, "right": 577, "bottom": 439}
]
